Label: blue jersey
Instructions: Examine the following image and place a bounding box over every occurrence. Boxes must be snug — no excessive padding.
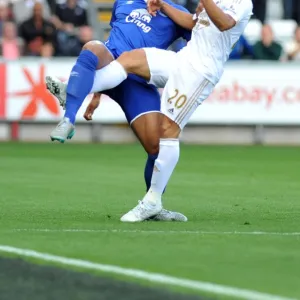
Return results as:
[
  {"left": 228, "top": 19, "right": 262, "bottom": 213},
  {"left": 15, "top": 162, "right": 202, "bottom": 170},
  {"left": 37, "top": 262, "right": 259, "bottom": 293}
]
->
[{"left": 105, "top": 0, "right": 191, "bottom": 58}]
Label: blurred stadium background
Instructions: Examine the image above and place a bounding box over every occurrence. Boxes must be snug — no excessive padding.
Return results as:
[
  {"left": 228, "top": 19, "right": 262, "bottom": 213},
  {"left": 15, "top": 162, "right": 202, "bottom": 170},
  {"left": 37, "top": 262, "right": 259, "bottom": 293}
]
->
[{"left": 0, "top": 0, "right": 300, "bottom": 144}]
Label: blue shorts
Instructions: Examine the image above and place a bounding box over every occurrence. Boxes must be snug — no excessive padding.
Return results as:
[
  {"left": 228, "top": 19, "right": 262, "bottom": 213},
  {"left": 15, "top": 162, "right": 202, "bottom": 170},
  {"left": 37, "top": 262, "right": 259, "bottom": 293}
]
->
[
  {"left": 103, "top": 75, "right": 161, "bottom": 124},
  {"left": 102, "top": 46, "right": 161, "bottom": 125}
]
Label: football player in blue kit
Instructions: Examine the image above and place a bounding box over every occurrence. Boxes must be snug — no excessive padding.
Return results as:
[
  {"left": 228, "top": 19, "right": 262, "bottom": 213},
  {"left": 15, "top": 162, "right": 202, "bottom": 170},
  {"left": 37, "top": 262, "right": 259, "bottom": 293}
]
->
[{"left": 46, "top": 0, "right": 191, "bottom": 221}]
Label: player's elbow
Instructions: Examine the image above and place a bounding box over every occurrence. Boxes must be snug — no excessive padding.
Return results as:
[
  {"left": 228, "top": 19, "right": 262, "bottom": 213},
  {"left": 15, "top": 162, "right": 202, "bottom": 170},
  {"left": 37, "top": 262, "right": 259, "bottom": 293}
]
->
[
  {"left": 218, "top": 25, "right": 227, "bottom": 32},
  {"left": 218, "top": 22, "right": 233, "bottom": 32},
  {"left": 188, "top": 17, "right": 197, "bottom": 30},
  {"left": 188, "top": 23, "right": 195, "bottom": 31},
  {"left": 217, "top": 16, "right": 236, "bottom": 32}
]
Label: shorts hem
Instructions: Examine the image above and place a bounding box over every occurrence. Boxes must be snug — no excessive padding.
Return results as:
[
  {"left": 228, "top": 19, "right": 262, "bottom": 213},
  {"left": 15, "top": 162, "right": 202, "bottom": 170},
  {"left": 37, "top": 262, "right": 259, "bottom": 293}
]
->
[
  {"left": 161, "top": 112, "right": 184, "bottom": 130},
  {"left": 130, "top": 110, "right": 161, "bottom": 125},
  {"left": 95, "top": 41, "right": 115, "bottom": 59}
]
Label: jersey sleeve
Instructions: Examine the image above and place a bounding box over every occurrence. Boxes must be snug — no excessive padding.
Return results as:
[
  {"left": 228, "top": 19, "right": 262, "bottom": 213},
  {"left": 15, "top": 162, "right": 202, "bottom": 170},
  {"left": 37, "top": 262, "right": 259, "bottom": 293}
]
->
[
  {"left": 110, "top": 1, "right": 117, "bottom": 27},
  {"left": 223, "top": 0, "right": 253, "bottom": 23}
]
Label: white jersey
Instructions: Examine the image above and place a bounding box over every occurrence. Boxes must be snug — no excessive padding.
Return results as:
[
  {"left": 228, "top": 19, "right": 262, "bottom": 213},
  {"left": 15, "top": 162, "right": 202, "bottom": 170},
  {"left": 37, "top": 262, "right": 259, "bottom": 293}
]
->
[{"left": 186, "top": 0, "right": 253, "bottom": 85}]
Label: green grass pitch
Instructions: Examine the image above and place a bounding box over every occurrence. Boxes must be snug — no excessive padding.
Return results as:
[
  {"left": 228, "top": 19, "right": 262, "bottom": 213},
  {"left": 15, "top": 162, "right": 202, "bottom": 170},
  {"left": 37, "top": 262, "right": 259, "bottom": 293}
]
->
[{"left": 0, "top": 142, "right": 300, "bottom": 299}]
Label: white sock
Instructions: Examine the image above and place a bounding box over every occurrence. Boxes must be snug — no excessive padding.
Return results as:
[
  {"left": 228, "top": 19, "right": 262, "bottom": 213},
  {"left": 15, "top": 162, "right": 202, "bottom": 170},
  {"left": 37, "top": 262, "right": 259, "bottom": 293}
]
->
[
  {"left": 90, "top": 61, "right": 128, "bottom": 93},
  {"left": 143, "top": 139, "right": 180, "bottom": 206}
]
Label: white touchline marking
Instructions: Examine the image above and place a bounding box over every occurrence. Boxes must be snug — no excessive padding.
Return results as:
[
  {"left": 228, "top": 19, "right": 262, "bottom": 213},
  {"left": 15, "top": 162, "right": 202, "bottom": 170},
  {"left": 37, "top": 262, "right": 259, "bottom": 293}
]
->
[
  {"left": 10, "top": 229, "right": 300, "bottom": 236},
  {"left": 0, "top": 245, "right": 295, "bottom": 300}
]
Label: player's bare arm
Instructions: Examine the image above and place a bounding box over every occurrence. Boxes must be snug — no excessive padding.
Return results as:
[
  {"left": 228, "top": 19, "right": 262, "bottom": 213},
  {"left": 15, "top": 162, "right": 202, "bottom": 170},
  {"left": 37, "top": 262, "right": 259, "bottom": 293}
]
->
[
  {"left": 84, "top": 93, "right": 101, "bottom": 121},
  {"left": 201, "top": 0, "right": 236, "bottom": 31},
  {"left": 148, "top": 0, "right": 196, "bottom": 30}
]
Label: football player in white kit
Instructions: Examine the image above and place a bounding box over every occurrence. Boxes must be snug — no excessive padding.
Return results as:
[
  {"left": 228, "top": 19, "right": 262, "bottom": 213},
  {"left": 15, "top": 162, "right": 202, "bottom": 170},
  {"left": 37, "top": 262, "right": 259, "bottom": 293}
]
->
[{"left": 61, "top": 0, "right": 253, "bottom": 221}]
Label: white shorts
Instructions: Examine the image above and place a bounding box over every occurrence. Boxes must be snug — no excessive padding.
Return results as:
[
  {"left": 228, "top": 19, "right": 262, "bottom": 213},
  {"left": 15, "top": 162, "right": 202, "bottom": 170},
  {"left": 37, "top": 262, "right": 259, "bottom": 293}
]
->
[
  {"left": 143, "top": 47, "right": 177, "bottom": 88},
  {"left": 144, "top": 47, "right": 215, "bottom": 129}
]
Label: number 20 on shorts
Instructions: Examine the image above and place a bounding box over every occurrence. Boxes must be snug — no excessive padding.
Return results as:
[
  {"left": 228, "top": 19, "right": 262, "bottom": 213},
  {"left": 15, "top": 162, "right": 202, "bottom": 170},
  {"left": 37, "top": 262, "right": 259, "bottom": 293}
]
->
[{"left": 167, "top": 89, "right": 187, "bottom": 109}]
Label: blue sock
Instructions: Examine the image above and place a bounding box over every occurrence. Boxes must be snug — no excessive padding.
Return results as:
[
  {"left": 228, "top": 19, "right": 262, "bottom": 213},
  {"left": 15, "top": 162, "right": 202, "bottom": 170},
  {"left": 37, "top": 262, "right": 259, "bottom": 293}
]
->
[
  {"left": 64, "top": 50, "right": 98, "bottom": 124},
  {"left": 144, "top": 154, "right": 158, "bottom": 191}
]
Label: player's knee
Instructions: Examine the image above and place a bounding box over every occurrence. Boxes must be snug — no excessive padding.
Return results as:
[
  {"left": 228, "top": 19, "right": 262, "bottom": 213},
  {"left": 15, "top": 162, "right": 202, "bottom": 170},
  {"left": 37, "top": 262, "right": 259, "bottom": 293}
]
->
[
  {"left": 82, "top": 41, "right": 103, "bottom": 55},
  {"left": 119, "top": 51, "right": 133, "bottom": 65},
  {"left": 144, "top": 140, "right": 159, "bottom": 155},
  {"left": 119, "top": 51, "right": 133, "bottom": 60},
  {"left": 119, "top": 50, "right": 140, "bottom": 71},
  {"left": 142, "top": 133, "right": 160, "bottom": 155}
]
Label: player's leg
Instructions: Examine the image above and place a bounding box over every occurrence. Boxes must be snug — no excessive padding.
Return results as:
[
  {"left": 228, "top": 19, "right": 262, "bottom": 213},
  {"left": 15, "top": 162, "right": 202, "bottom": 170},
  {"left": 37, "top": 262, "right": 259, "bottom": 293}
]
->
[
  {"left": 131, "top": 113, "right": 160, "bottom": 188},
  {"left": 121, "top": 64, "right": 215, "bottom": 222},
  {"left": 89, "top": 48, "right": 176, "bottom": 94},
  {"left": 65, "top": 41, "right": 114, "bottom": 124},
  {"left": 110, "top": 77, "right": 161, "bottom": 190},
  {"left": 114, "top": 78, "right": 187, "bottom": 221},
  {"left": 49, "top": 41, "right": 114, "bottom": 142},
  {"left": 47, "top": 42, "right": 113, "bottom": 109},
  {"left": 131, "top": 114, "right": 187, "bottom": 221},
  {"left": 125, "top": 82, "right": 161, "bottom": 191},
  {"left": 89, "top": 49, "right": 150, "bottom": 95},
  {"left": 143, "top": 72, "right": 215, "bottom": 210}
]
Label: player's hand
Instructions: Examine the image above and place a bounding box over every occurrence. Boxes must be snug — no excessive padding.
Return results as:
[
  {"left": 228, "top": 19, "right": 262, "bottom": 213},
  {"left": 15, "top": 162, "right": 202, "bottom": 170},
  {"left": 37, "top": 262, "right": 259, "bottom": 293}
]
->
[
  {"left": 147, "top": 0, "right": 163, "bottom": 16},
  {"left": 84, "top": 93, "right": 100, "bottom": 121}
]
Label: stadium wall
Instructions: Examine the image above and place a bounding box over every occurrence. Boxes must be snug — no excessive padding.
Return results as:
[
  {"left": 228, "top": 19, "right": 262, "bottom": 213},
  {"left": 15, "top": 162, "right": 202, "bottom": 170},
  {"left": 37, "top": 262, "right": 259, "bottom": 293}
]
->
[{"left": 0, "top": 58, "right": 300, "bottom": 145}]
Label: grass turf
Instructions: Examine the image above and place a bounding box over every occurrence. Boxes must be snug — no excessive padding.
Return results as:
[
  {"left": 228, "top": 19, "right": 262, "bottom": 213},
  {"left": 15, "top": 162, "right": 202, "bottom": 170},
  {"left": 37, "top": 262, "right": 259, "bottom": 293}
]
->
[{"left": 0, "top": 143, "right": 300, "bottom": 299}]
